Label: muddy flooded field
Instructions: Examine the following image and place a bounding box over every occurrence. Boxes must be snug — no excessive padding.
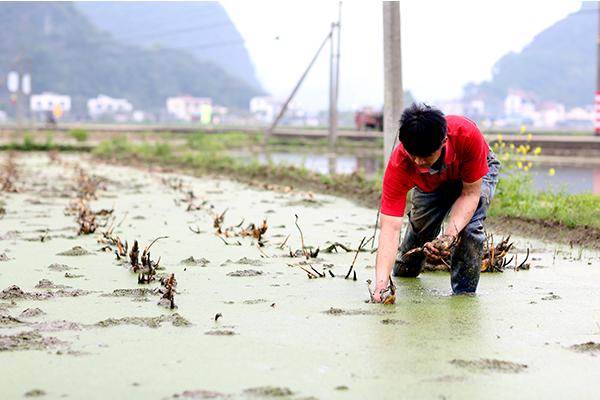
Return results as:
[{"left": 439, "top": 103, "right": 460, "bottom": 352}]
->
[{"left": 0, "top": 152, "right": 599, "bottom": 399}]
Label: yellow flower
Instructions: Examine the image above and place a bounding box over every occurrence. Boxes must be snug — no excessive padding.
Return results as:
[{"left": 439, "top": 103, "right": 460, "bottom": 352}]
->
[
  {"left": 520, "top": 125, "right": 527, "bottom": 134},
  {"left": 517, "top": 161, "right": 523, "bottom": 169},
  {"left": 527, "top": 133, "right": 533, "bottom": 141},
  {"left": 497, "top": 134, "right": 503, "bottom": 142},
  {"left": 510, "top": 143, "right": 515, "bottom": 150},
  {"left": 533, "top": 147, "right": 542, "bottom": 155},
  {"left": 523, "top": 166, "right": 530, "bottom": 172},
  {"left": 527, "top": 161, "right": 532, "bottom": 169},
  {"left": 548, "top": 168, "right": 556, "bottom": 177},
  {"left": 501, "top": 142, "right": 506, "bottom": 148}
]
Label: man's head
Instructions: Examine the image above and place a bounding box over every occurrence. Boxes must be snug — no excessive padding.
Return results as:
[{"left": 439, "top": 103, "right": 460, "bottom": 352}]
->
[{"left": 398, "top": 103, "right": 447, "bottom": 169}]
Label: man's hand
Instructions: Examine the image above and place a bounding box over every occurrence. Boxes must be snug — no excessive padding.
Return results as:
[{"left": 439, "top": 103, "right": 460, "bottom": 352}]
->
[
  {"left": 371, "top": 282, "right": 387, "bottom": 303},
  {"left": 423, "top": 234, "right": 456, "bottom": 264},
  {"left": 369, "top": 280, "right": 396, "bottom": 304}
]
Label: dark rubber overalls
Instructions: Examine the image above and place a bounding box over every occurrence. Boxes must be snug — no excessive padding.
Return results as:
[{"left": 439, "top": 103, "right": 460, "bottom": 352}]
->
[{"left": 392, "top": 151, "right": 501, "bottom": 293}]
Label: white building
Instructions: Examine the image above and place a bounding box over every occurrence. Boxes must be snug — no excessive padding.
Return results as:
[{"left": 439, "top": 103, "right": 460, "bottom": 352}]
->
[
  {"left": 504, "top": 89, "right": 536, "bottom": 118},
  {"left": 30, "top": 92, "right": 71, "bottom": 113},
  {"left": 250, "top": 96, "right": 303, "bottom": 124},
  {"left": 534, "top": 102, "right": 566, "bottom": 128},
  {"left": 166, "top": 96, "right": 212, "bottom": 123},
  {"left": 87, "top": 94, "right": 133, "bottom": 118}
]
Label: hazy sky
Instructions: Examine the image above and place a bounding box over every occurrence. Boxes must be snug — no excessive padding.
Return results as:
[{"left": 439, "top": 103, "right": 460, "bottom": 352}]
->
[{"left": 222, "top": 0, "right": 583, "bottom": 111}]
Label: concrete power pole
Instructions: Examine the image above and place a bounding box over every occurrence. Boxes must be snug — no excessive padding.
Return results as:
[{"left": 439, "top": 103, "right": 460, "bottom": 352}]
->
[
  {"left": 329, "top": 2, "right": 342, "bottom": 151},
  {"left": 596, "top": 1, "right": 600, "bottom": 135},
  {"left": 382, "top": 1, "right": 403, "bottom": 165}
]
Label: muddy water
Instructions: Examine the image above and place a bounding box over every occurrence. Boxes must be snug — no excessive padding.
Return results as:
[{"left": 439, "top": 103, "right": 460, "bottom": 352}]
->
[
  {"left": 0, "top": 153, "right": 599, "bottom": 399},
  {"left": 234, "top": 150, "right": 600, "bottom": 195}
]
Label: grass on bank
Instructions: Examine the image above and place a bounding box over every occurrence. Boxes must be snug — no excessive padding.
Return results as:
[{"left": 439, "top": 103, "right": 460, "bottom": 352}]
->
[
  {"left": 1, "top": 131, "right": 91, "bottom": 152},
  {"left": 182, "top": 131, "right": 383, "bottom": 152},
  {"left": 94, "top": 136, "right": 383, "bottom": 206},
  {"left": 92, "top": 136, "right": 600, "bottom": 231}
]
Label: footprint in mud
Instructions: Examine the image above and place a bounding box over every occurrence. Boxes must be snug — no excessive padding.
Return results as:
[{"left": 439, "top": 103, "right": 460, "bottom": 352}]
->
[
  {"left": 57, "top": 246, "right": 93, "bottom": 256},
  {"left": 180, "top": 256, "right": 210, "bottom": 267},
  {"left": 569, "top": 342, "right": 600, "bottom": 355},
  {"left": 450, "top": 358, "right": 528, "bottom": 373},
  {"left": 64, "top": 272, "right": 83, "bottom": 279},
  {"left": 0, "top": 253, "right": 10, "bottom": 261},
  {"left": 226, "top": 270, "right": 263, "bottom": 277}
]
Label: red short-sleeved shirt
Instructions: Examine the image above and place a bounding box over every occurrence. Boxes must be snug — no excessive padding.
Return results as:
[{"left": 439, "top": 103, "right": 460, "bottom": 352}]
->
[{"left": 380, "top": 115, "right": 489, "bottom": 217}]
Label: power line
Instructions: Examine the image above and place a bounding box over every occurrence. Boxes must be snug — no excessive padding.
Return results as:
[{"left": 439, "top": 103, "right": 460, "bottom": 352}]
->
[{"left": 112, "top": 20, "right": 233, "bottom": 42}]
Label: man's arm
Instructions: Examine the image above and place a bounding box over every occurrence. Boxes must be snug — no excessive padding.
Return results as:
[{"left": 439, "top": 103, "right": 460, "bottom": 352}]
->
[
  {"left": 373, "top": 213, "right": 403, "bottom": 302},
  {"left": 446, "top": 178, "right": 482, "bottom": 236},
  {"left": 424, "top": 178, "right": 482, "bottom": 261}
]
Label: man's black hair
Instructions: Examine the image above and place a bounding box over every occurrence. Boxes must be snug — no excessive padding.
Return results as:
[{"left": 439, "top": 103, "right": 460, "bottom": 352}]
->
[{"left": 398, "top": 102, "right": 447, "bottom": 157}]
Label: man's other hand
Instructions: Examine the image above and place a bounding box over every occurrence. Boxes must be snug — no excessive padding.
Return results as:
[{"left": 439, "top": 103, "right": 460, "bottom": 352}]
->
[{"left": 423, "top": 234, "right": 456, "bottom": 264}]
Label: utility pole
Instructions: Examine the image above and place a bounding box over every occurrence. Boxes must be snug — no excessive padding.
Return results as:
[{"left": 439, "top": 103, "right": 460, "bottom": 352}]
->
[
  {"left": 596, "top": 1, "right": 600, "bottom": 135},
  {"left": 262, "top": 30, "right": 332, "bottom": 146},
  {"left": 382, "top": 1, "right": 403, "bottom": 165},
  {"left": 329, "top": 2, "right": 342, "bottom": 151}
]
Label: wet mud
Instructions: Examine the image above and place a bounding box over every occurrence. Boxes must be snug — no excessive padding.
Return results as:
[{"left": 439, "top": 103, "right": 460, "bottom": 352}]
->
[
  {"left": 0, "top": 153, "right": 598, "bottom": 399},
  {"left": 0, "top": 331, "right": 65, "bottom": 352},
  {"left": 569, "top": 342, "right": 600, "bottom": 354},
  {"left": 95, "top": 313, "right": 191, "bottom": 328}
]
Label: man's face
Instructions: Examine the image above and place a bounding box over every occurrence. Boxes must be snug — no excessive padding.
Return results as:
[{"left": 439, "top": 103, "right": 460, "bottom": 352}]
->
[{"left": 407, "top": 138, "right": 447, "bottom": 170}]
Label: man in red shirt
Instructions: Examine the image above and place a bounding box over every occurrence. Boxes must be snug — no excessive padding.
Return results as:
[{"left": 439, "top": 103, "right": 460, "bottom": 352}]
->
[{"left": 372, "top": 103, "right": 500, "bottom": 302}]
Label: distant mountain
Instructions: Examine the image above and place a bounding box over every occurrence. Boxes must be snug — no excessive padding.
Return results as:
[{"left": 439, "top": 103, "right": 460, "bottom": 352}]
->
[
  {"left": 75, "top": 1, "right": 262, "bottom": 91},
  {"left": 0, "top": 2, "right": 261, "bottom": 116},
  {"left": 463, "top": 2, "right": 596, "bottom": 113}
]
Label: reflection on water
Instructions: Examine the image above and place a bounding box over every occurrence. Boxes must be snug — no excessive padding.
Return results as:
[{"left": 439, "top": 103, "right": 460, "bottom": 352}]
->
[
  {"left": 237, "top": 151, "right": 600, "bottom": 195},
  {"left": 256, "top": 151, "right": 384, "bottom": 177}
]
